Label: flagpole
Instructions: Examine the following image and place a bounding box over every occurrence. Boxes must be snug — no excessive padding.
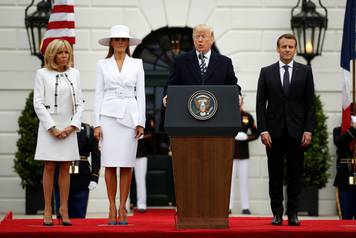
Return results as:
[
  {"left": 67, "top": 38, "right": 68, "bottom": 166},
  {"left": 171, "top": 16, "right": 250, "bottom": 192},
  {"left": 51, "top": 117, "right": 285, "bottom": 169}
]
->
[{"left": 353, "top": 59, "right": 355, "bottom": 103}]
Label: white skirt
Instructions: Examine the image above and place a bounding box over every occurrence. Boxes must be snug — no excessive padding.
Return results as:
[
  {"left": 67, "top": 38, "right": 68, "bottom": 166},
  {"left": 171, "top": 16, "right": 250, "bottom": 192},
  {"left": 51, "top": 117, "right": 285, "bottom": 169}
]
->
[
  {"left": 35, "top": 121, "right": 79, "bottom": 162},
  {"left": 100, "top": 115, "right": 138, "bottom": 167}
]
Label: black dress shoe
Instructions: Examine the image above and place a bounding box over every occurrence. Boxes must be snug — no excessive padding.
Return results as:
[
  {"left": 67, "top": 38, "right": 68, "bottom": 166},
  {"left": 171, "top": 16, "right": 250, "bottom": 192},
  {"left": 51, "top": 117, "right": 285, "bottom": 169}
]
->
[
  {"left": 288, "top": 214, "right": 300, "bottom": 226},
  {"left": 242, "top": 209, "right": 251, "bottom": 215},
  {"left": 271, "top": 214, "right": 283, "bottom": 225}
]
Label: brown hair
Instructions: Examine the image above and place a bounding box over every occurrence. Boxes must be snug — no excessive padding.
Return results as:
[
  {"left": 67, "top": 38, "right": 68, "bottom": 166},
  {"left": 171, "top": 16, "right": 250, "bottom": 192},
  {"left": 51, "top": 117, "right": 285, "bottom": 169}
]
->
[
  {"left": 277, "top": 33, "right": 297, "bottom": 48},
  {"left": 44, "top": 39, "right": 73, "bottom": 71},
  {"left": 105, "top": 39, "right": 131, "bottom": 58}
]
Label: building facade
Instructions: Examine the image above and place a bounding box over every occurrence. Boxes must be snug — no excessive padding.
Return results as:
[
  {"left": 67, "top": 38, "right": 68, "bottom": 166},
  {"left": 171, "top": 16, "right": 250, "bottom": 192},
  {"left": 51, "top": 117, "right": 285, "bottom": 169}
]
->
[{"left": 0, "top": 0, "right": 346, "bottom": 215}]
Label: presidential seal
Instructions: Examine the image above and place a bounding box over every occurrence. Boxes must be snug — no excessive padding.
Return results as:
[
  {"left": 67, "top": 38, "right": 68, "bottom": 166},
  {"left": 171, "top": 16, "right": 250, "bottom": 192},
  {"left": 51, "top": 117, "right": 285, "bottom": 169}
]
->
[{"left": 188, "top": 90, "right": 218, "bottom": 120}]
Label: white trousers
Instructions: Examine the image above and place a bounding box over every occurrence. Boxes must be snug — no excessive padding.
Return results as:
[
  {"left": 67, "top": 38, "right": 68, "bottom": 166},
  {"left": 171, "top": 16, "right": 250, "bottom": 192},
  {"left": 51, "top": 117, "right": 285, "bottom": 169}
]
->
[
  {"left": 229, "top": 159, "right": 249, "bottom": 210},
  {"left": 134, "top": 157, "right": 147, "bottom": 209}
]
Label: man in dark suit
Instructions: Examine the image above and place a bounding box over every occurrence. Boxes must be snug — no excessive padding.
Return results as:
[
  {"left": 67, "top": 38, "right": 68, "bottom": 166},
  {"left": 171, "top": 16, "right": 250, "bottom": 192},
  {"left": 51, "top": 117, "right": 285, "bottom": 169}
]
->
[
  {"left": 256, "top": 33, "right": 315, "bottom": 226},
  {"left": 163, "top": 24, "right": 238, "bottom": 106}
]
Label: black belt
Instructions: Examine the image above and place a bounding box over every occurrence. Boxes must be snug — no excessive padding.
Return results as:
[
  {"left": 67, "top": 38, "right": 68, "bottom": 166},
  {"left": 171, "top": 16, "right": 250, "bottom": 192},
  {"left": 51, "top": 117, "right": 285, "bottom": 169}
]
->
[{"left": 80, "top": 156, "right": 88, "bottom": 161}]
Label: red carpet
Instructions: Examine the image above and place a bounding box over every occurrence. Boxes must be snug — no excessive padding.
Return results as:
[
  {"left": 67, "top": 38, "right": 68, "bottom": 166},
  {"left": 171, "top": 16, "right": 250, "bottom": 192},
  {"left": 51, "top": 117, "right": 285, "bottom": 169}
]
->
[{"left": 1, "top": 209, "right": 356, "bottom": 238}]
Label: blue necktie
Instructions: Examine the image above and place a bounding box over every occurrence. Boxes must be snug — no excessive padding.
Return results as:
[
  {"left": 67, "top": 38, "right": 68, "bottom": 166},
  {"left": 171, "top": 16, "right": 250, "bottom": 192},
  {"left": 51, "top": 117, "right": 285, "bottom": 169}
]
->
[{"left": 283, "top": 65, "right": 290, "bottom": 95}]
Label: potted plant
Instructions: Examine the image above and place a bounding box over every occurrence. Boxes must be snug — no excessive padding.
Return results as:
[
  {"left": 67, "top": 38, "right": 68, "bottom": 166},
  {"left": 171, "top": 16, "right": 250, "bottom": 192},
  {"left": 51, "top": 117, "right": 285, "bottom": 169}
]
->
[
  {"left": 13, "top": 91, "right": 44, "bottom": 214},
  {"left": 299, "top": 94, "right": 331, "bottom": 216}
]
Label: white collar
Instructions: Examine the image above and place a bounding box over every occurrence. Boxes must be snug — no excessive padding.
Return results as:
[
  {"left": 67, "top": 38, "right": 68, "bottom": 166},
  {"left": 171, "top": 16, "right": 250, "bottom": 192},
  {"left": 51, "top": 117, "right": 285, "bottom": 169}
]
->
[
  {"left": 279, "top": 60, "right": 294, "bottom": 68},
  {"left": 196, "top": 50, "right": 211, "bottom": 60}
]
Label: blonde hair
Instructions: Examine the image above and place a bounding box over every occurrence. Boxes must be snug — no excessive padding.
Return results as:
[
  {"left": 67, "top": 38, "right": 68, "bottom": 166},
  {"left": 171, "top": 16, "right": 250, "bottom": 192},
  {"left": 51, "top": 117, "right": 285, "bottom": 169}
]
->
[
  {"left": 193, "top": 24, "right": 215, "bottom": 39},
  {"left": 44, "top": 39, "right": 73, "bottom": 71}
]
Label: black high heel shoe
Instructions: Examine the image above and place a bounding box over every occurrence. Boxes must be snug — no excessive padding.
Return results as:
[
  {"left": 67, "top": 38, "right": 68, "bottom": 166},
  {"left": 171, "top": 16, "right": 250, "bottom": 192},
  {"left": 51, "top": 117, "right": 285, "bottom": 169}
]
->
[
  {"left": 58, "top": 213, "right": 72, "bottom": 226},
  {"left": 43, "top": 214, "right": 53, "bottom": 226},
  {"left": 43, "top": 218, "right": 53, "bottom": 226}
]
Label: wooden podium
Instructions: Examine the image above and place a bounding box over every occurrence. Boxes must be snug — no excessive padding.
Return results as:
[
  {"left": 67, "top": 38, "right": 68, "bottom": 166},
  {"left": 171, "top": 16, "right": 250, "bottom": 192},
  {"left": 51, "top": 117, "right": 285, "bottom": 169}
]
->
[{"left": 165, "top": 85, "right": 240, "bottom": 229}]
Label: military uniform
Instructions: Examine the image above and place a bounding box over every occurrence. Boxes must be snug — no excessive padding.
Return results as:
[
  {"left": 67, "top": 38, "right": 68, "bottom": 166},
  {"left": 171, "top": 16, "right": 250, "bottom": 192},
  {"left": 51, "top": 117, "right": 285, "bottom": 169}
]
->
[
  {"left": 131, "top": 115, "right": 155, "bottom": 211},
  {"left": 333, "top": 126, "right": 356, "bottom": 219},
  {"left": 230, "top": 110, "right": 259, "bottom": 213},
  {"left": 54, "top": 123, "right": 101, "bottom": 218}
]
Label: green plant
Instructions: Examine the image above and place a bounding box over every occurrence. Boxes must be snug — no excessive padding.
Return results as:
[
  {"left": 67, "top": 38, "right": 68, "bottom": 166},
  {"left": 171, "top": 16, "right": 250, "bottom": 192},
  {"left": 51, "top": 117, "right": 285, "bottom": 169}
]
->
[
  {"left": 302, "top": 94, "right": 331, "bottom": 189},
  {"left": 14, "top": 91, "right": 42, "bottom": 188}
]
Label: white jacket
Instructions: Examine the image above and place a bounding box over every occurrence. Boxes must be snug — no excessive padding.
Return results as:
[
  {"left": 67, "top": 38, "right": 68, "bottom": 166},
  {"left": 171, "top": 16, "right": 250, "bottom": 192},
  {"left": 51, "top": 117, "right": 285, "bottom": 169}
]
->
[
  {"left": 94, "top": 55, "right": 146, "bottom": 129},
  {"left": 33, "top": 67, "right": 84, "bottom": 130}
]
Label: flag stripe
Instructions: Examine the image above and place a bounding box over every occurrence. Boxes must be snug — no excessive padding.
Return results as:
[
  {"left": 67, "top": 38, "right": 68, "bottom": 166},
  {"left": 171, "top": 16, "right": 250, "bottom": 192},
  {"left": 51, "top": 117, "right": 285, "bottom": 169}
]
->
[
  {"left": 51, "top": 5, "right": 74, "bottom": 13},
  {"left": 40, "top": 0, "right": 76, "bottom": 54},
  {"left": 44, "top": 29, "right": 75, "bottom": 38},
  {"left": 340, "top": 0, "right": 356, "bottom": 71},
  {"left": 42, "top": 37, "right": 75, "bottom": 46},
  {"left": 48, "top": 13, "right": 75, "bottom": 22},
  {"left": 340, "top": 0, "right": 356, "bottom": 133},
  {"left": 53, "top": 0, "right": 74, "bottom": 5},
  {"left": 47, "top": 21, "right": 75, "bottom": 29}
]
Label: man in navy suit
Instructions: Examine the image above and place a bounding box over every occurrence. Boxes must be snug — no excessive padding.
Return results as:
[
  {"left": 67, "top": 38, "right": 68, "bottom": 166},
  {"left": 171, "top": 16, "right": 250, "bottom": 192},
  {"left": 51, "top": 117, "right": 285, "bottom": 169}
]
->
[
  {"left": 256, "top": 33, "right": 315, "bottom": 226},
  {"left": 163, "top": 24, "right": 238, "bottom": 106}
]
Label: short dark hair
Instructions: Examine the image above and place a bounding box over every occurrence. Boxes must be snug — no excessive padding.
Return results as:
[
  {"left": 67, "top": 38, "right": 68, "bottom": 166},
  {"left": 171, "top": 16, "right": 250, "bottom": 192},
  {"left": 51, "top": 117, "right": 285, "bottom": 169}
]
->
[{"left": 277, "top": 33, "right": 297, "bottom": 48}]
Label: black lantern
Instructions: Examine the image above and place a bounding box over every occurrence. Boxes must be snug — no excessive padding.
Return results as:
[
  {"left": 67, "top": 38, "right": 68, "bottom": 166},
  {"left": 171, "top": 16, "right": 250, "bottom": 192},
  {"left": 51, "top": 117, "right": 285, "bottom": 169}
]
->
[
  {"left": 25, "top": 0, "right": 52, "bottom": 64},
  {"left": 291, "top": 0, "right": 328, "bottom": 65}
]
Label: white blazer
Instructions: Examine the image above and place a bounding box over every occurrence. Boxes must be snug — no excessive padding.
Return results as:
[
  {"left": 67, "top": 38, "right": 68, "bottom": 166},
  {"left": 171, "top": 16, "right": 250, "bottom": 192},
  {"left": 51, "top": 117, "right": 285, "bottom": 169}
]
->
[
  {"left": 95, "top": 55, "right": 146, "bottom": 129},
  {"left": 33, "top": 67, "right": 84, "bottom": 130}
]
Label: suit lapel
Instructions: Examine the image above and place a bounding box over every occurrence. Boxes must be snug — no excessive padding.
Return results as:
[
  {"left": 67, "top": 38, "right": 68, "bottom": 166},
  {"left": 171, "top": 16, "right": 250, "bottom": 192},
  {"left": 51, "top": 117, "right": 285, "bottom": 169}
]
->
[
  {"left": 272, "top": 62, "right": 283, "bottom": 94},
  {"left": 290, "top": 62, "right": 299, "bottom": 93},
  {"left": 203, "top": 51, "right": 219, "bottom": 82},
  {"left": 186, "top": 50, "right": 202, "bottom": 83}
]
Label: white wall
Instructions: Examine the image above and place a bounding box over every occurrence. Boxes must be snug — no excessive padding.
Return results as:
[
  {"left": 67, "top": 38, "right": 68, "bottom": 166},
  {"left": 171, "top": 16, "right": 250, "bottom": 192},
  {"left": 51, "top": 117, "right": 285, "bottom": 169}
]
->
[{"left": 0, "top": 0, "right": 346, "bottom": 215}]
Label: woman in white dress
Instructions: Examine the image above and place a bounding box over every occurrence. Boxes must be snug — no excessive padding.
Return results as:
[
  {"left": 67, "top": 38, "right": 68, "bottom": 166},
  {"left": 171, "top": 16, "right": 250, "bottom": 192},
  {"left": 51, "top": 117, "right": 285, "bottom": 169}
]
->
[
  {"left": 33, "top": 39, "right": 83, "bottom": 226},
  {"left": 94, "top": 25, "right": 145, "bottom": 225}
]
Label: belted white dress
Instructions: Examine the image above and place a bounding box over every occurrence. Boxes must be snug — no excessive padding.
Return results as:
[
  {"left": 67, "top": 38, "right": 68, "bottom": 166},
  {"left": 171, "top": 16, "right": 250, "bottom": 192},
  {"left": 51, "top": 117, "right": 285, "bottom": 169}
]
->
[{"left": 94, "top": 55, "right": 146, "bottom": 168}]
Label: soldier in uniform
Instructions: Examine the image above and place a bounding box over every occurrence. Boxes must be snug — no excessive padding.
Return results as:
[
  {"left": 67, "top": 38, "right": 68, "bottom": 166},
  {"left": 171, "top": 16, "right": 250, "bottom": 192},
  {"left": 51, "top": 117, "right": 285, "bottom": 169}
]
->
[
  {"left": 54, "top": 122, "right": 101, "bottom": 218},
  {"left": 333, "top": 105, "right": 356, "bottom": 220},
  {"left": 230, "top": 96, "right": 259, "bottom": 214}
]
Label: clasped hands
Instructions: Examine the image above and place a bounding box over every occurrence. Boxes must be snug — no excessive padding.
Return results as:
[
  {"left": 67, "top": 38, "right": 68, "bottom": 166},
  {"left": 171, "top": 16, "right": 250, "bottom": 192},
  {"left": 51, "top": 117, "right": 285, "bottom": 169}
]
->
[{"left": 49, "top": 125, "right": 76, "bottom": 139}]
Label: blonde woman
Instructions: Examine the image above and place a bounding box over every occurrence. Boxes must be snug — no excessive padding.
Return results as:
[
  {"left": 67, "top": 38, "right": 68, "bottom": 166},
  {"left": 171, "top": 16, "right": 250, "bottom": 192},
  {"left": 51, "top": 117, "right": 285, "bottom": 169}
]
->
[
  {"left": 33, "top": 39, "right": 83, "bottom": 226},
  {"left": 94, "top": 25, "right": 145, "bottom": 225}
]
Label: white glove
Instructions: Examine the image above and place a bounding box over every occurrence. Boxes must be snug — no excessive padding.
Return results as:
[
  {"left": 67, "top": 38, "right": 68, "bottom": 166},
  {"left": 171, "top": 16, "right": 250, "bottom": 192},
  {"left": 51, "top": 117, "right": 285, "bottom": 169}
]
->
[
  {"left": 351, "top": 115, "right": 356, "bottom": 124},
  {"left": 88, "top": 181, "right": 98, "bottom": 191},
  {"left": 235, "top": 132, "right": 248, "bottom": 141}
]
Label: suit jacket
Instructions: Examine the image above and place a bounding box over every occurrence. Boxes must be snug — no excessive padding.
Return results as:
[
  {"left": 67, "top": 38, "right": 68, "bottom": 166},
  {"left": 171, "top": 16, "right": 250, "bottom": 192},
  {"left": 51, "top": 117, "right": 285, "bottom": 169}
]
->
[
  {"left": 256, "top": 61, "right": 315, "bottom": 138},
  {"left": 33, "top": 67, "right": 84, "bottom": 130},
  {"left": 94, "top": 55, "right": 146, "bottom": 129},
  {"left": 164, "top": 50, "right": 238, "bottom": 94}
]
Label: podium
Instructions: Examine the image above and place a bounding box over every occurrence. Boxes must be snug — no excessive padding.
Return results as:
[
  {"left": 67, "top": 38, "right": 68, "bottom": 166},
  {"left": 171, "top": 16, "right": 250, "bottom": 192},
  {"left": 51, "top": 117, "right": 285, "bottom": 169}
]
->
[{"left": 165, "top": 85, "right": 240, "bottom": 229}]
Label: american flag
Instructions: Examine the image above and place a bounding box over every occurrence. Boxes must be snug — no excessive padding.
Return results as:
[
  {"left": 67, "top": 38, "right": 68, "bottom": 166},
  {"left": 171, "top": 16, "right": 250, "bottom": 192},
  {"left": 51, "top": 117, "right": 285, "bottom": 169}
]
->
[
  {"left": 40, "top": 0, "right": 75, "bottom": 54},
  {"left": 341, "top": 0, "right": 356, "bottom": 133}
]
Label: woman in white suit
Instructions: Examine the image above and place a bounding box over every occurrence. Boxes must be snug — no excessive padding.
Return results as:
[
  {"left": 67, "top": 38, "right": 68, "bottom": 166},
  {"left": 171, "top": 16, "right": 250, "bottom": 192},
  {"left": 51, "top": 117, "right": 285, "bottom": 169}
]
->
[
  {"left": 94, "top": 25, "right": 145, "bottom": 225},
  {"left": 33, "top": 39, "right": 83, "bottom": 226}
]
